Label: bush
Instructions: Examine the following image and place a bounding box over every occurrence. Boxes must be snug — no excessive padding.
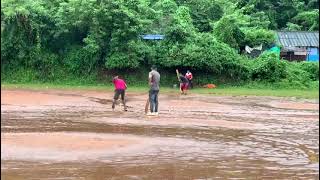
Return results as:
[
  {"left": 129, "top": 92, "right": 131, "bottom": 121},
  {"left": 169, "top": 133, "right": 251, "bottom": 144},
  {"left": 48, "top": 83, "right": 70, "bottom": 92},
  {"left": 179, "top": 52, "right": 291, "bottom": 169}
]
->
[
  {"left": 63, "top": 45, "right": 99, "bottom": 75},
  {"left": 213, "top": 16, "right": 245, "bottom": 49},
  {"left": 29, "top": 49, "right": 60, "bottom": 81},
  {"left": 298, "top": 61, "right": 319, "bottom": 80},
  {"left": 243, "top": 28, "right": 275, "bottom": 47},
  {"left": 2, "top": 68, "right": 39, "bottom": 83},
  {"left": 158, "top": 33, "right": 243, "bottom": 75},
  {"left": 282, "top": 61, "right": 319, "bottom": 88},
  {"left": 250, "top": 52, "right": 286, "bottom": 82},
  {"left": 105, "top": 52, "right": 140, "bottom": 69}
]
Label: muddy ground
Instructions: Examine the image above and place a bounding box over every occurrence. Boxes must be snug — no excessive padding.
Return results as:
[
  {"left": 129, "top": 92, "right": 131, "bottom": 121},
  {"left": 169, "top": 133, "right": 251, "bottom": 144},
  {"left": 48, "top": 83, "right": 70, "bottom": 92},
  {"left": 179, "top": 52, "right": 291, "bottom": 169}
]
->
[{"left": 1, "top": 89, "right": 319, "bottom": 179}]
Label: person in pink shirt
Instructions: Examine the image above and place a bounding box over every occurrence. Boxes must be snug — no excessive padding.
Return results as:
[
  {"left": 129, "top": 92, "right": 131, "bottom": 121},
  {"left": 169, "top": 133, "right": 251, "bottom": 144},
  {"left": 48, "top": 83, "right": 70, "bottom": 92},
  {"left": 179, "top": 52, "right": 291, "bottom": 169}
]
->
[{"left": 112, "top": 76, "right": 127, "bottom": 111}]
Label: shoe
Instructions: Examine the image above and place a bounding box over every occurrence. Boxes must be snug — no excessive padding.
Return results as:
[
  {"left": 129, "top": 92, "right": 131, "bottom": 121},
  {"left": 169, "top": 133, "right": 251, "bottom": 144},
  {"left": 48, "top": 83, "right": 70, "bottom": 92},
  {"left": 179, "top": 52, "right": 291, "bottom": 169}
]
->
[
  {"left": 146, "top": 112, "right": 153, "bottom": 116},
  {"left": 153, "top": 112, "right": 159, "bottom": 116}
]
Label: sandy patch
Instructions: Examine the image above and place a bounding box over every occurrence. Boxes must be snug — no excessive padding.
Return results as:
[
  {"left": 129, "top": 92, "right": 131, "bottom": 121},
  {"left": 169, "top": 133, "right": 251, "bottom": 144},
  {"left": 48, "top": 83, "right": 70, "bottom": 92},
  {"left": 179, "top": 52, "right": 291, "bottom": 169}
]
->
[
  {"left": 1, "top": 132, "right": 146, "bottom": 161},
  {"left": 270, "top": 102, "right": 319, "bottom": 110},
  {"left": 1, "top": 91, "right": 99, "bottom": 106},
  {"left": 2, "top": 132, "right": 138, "bottom": 151}
]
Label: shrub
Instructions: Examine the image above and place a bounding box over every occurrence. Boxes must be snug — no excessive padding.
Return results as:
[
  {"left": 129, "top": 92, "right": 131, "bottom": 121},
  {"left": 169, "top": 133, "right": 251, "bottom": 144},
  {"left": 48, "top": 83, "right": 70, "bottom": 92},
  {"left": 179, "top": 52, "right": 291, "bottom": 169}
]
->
[
  {"left": 105, "top": 52, "right": 140, "bottom": 69},
  {"left": 29, "top": 49, "right": 60, "bottom": 81},
  {"left": 63, "top": 45, "right": 99, "bottom": 75},
  {"left": 243, "top": 28, "right": 275, "bottom": 47},
  {"left": 2, "top": 68, "right": 39, "bottom": 83},
  {"left": 298, "top": 61, "right": 319, "bottom": 80},
  {"left": 250, "top": 52, "right": 286, "bottom": 82}
]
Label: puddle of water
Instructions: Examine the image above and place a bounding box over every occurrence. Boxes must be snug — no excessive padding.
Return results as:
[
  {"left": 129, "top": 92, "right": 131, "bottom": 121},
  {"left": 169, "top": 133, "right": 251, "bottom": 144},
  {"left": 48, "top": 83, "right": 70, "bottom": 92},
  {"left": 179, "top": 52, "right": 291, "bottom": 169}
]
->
[{"left": 1, "top": 89, "right": 319, "bottom": 179}]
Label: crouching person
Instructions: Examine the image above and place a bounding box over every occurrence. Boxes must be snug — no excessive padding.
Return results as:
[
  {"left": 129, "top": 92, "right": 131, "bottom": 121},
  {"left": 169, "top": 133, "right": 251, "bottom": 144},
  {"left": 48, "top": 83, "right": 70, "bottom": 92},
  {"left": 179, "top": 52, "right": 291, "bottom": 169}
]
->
[
  {"left": 112, "top": 76, "right": 127, "bottom": 111},
  {"left": 179, "top": 73, "right": 189, "bottom": 95}
]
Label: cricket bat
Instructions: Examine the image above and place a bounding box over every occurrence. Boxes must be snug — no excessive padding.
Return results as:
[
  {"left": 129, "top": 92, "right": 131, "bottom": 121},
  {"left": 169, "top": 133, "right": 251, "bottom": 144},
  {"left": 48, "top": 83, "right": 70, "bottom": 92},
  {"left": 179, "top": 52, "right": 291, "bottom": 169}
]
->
[
  {"left": 145, "top": 98, "right": 149, "bottom": 114},
  {"left": 175, "top": 69, "right": 180, "bottom": 81},
  {"left": 176, "top": 69, "right": 182, "bottom": 92}
]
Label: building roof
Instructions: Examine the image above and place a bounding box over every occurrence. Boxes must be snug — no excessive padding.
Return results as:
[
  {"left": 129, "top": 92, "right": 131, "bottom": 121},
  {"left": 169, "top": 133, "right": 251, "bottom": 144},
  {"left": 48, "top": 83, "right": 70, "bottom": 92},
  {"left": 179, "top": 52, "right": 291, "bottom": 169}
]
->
[
  {"left": 276, "top": 31, "right": 319, "bottom": 48},
  {"left": 140, "top": 34, "right": 164, "bottom": 40}
]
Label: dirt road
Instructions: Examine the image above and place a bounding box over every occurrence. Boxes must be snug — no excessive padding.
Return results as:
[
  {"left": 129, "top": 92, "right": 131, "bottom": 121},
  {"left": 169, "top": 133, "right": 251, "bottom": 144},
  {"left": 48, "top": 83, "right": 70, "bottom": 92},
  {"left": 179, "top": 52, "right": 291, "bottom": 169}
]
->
[{"left": 1, "top": 89, "right": 319, "bottom": 179}]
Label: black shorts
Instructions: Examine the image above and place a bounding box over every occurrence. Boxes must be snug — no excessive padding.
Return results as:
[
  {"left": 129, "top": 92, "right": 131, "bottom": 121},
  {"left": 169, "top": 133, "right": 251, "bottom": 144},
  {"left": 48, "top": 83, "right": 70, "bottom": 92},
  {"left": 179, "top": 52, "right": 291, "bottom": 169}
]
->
[{"left": 114, "top": 89, "right": 125, "bottom": 100}]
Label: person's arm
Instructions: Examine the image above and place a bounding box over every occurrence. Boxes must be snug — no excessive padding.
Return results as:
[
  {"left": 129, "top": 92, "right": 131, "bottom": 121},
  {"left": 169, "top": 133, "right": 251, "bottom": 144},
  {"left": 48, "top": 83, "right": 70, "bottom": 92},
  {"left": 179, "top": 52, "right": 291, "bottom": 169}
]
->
[
  {"left": 124, "top": 81, "right": 127, "bottom": 89},
  {"left": 190, "top": 73, "right": 193, "bottom": 80},
  {"left": 148, "top": 72, "right": 153, "bottom": 86}
]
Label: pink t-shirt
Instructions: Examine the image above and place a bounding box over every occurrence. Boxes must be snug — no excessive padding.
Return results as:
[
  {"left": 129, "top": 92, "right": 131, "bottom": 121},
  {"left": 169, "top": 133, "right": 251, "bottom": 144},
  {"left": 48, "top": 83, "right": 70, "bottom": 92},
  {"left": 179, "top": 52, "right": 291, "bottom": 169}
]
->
[{"left": 113, "top": 79, "right": 127, "bottom": 90}]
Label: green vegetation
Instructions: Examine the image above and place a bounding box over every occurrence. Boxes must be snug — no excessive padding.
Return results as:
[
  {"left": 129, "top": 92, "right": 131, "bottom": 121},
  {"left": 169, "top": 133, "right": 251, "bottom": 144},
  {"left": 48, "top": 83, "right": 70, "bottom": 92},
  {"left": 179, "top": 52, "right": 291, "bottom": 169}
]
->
[{"left": 1, "top": 0, "right": 319, "bottom": 91}]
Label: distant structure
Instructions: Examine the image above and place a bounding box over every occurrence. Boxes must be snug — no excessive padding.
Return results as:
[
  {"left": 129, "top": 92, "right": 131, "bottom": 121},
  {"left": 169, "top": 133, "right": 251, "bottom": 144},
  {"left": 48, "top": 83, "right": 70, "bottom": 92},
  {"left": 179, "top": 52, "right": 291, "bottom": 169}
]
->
[
  {"left": 140, "top": 34, "right": 164, "bottom": 40},
  {"left": 276, "top": 31, "right": 319, "bottom": 61}
]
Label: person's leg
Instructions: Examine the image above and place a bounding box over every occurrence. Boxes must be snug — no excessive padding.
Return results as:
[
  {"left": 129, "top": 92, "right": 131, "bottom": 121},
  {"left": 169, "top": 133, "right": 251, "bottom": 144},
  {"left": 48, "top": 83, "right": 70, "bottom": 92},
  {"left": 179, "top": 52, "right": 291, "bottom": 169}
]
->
[
  {"left": 149, "top": 90, "right": 155, "bottom": 113},
  {"left": 181, "top": 83, "right": 186, "bottom": 95},
  {"left": 190, "top": 80, "right": 193, "bottom": 89},
  {"left": 154, "top": 90, "right": 159, "bottom": 113},
  {"left": 112, "top": 90, "right": 120, "bottom": 110},
  {"left": 120, "top": 90, "right": 127, "bottom": 111},
  {"left": 112, "top": 99, "right": 115, "bottom": 109},
  {"left": 185, "top": 83, "right": 188, "bottom": 95}
]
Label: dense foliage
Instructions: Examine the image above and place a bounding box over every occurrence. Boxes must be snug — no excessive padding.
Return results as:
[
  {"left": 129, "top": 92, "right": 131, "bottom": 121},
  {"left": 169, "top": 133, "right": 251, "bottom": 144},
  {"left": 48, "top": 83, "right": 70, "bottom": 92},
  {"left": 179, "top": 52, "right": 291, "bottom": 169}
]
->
[{"left": 1, "top": 0, "right": 319, "bottom": 88}]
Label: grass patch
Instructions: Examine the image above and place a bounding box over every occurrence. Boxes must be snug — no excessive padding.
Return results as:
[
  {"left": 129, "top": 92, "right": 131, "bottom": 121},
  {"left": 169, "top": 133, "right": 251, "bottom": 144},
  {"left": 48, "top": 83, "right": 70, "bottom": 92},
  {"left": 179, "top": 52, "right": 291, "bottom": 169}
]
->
[
  {"left": 192, "top": 87, "right": 318, "bottom": 99},
  {"left": 2, "top": 82, "right": 318, "bottom": 99}
]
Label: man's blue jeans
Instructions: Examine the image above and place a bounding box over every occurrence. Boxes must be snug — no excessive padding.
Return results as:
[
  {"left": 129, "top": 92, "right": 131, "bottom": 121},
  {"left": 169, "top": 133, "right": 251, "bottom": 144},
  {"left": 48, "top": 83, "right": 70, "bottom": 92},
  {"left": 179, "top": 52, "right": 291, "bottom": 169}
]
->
[{"left": 149, "top": 90, "right": 159, "bottom": 112}]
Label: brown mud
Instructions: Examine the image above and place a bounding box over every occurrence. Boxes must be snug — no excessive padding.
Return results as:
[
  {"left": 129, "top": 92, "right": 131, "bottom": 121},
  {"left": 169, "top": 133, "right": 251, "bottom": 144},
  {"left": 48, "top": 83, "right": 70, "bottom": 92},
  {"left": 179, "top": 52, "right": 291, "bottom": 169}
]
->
[{"left": 1, "top": 89, "right": 319, "bottom": 179}]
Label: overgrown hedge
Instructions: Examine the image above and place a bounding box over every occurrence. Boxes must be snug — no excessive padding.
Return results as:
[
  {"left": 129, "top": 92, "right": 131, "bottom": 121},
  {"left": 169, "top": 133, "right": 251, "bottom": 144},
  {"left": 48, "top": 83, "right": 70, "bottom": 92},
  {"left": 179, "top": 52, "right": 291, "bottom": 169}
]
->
[{"left": 1, "top": 0, "right": 319, "bottom": 89}]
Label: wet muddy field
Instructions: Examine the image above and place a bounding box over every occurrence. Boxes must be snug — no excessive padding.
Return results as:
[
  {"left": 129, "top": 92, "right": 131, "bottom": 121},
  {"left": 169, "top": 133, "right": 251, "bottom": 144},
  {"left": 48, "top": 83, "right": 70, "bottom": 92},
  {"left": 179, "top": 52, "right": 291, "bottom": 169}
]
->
[{"left": 1, "top": 89, "right": 319, "bottom": 179}]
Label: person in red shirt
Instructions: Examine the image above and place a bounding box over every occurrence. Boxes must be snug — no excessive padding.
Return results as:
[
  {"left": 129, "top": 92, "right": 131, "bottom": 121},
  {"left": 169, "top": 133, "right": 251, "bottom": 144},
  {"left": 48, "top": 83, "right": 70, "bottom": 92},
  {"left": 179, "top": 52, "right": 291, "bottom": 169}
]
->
[
  {"left": 112, "top": 76, "right": 127, "bottom": 111},
  {"left": 185, "top": 70, "right": 193, "bottom": 89}
]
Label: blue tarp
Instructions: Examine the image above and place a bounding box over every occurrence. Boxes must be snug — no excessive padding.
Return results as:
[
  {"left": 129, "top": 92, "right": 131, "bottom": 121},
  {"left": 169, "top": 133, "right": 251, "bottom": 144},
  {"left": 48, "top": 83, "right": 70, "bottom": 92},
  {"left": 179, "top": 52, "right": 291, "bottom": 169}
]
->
[
  {"left": 307, "top": 47, "right": 319, "bottom": 61},
  {"left": 140, "top": 34, "right": 164, "bottom": 40}
]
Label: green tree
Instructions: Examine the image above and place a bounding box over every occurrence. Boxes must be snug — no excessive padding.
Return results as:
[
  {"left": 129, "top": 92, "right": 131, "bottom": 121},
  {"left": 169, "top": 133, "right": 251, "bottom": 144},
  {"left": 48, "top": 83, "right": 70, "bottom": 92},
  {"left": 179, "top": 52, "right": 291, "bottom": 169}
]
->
[
  {"left": 243, "top": 28, "right": 275, "bottom": 47},
  {"left": 150, "top": 0, "right": 178, "bottom": 34},
  {"left": 292, "top": 10, "right": 319, "bottom": 30},
  {"left": 165, "top": 6, "right": 196, "bottom": 43},
  {"left": 213, "top": 16, "right": 245, "bottom": 50},
  {"left": 184, "top": 0, "right": 223, "bottom": 32},
  {"left": 1, "top": 0, "right": 56, "bottom": 70}
]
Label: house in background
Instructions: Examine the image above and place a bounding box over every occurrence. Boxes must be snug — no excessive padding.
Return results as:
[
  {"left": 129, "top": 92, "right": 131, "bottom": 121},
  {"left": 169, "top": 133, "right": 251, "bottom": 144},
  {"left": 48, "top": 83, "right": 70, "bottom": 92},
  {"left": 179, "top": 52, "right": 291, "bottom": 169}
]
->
[{"left": 276, "top": 31, "right": 319, "bottom": 62}]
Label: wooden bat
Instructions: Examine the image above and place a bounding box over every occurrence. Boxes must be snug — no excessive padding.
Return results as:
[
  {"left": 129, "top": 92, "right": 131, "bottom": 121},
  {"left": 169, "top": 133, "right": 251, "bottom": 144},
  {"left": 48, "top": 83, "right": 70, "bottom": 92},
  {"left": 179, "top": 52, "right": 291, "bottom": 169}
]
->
[
  {"left": 176, "top": 69, "right": 182, "bottom": 92},
  {"left": 176, "top": 69, "right": 180, "bottom": 81},
  {"left": 145, "top": 98, "right": 149, "bottom": 114}
]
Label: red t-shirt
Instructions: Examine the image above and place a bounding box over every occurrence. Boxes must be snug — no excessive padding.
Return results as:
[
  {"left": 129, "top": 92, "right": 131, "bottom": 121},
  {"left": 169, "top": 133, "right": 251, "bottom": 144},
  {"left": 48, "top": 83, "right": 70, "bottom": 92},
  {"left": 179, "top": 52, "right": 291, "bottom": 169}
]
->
[{"left": 113, "top": 79, "right": 127, "bottom": 90}]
